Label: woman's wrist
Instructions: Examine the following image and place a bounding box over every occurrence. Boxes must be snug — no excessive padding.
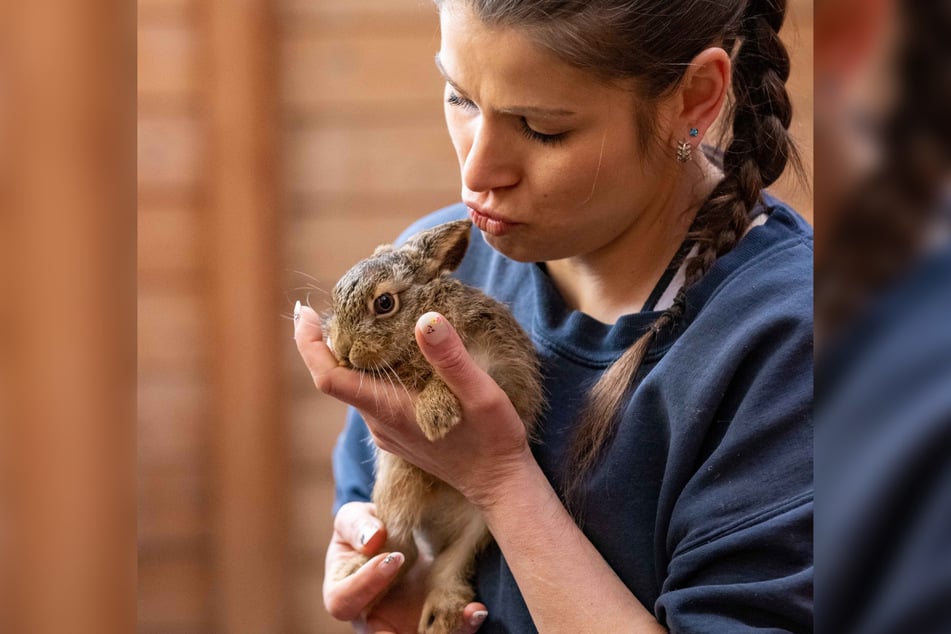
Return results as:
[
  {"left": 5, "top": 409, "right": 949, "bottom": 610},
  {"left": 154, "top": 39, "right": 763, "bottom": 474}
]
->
[
  {"left": 463, "top": 452, "right": 669, "bottom": 633},
  {"left": 466, "top": 446, "right": 547, "bottom": 515}
]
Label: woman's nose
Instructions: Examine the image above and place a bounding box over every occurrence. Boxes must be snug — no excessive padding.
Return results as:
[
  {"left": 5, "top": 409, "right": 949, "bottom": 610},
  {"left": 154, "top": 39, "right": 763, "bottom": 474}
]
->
[{"left": 461, "top": 120, "right": 520, "bottom": 193}]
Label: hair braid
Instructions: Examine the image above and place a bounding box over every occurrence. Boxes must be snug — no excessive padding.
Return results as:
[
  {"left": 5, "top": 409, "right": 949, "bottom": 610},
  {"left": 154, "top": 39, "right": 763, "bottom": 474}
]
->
[
  {"left": 565, "top": 292, "right": 684, "bottom": 501},
  {"left": 566, "top": 0, "right": 798, "bottom": 513},
  {"left": 686, "top": 0, "right": 797, "bottom": 287},
  {"left": 817, "top": 0, "right": 951, "bottom": 338}
]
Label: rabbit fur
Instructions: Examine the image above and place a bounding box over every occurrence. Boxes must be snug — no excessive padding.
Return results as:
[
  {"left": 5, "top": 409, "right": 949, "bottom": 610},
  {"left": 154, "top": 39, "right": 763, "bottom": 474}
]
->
[{"left": 324, "top": 220, "right": 544, "bottom": 634}]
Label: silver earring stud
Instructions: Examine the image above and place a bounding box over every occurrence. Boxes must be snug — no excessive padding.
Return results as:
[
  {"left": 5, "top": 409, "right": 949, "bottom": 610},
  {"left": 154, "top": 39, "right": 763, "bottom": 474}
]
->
[{"left": 676, "top": 140, "right": 692, "bottom": 163}]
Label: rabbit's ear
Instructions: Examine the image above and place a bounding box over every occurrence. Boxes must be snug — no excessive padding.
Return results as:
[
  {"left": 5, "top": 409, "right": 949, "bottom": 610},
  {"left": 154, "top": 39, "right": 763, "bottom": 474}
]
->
[{"left": 405, "top": 220, "right": 472, "bottom": 278}]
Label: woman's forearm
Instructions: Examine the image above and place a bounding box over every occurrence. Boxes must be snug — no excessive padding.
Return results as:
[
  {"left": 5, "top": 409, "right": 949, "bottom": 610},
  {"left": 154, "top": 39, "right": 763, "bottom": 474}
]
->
[{"left": 477, "top": 459, "right": 667, "bottom": 633}]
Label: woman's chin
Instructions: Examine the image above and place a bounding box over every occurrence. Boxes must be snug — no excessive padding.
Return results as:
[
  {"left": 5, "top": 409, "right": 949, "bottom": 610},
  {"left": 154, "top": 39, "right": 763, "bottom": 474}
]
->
[{"left": 481, "top": 232, "right": 544, "bottom": 263}]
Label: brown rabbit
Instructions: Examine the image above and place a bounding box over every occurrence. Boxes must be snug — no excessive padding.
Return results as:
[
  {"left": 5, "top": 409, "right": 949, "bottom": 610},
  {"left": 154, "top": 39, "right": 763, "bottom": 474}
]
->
[{"left": 323, "top": 219, "right": 544, "bottom": 634}]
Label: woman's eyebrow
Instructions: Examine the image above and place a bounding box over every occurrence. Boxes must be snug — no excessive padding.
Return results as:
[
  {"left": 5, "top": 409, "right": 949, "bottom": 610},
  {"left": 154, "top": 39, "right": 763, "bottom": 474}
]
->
[
  {"left": 434, "top": 53, "right": 577, "bottom": 119},
  {"left": 434, "top": 54, "right": 467, "bottom": 95}
]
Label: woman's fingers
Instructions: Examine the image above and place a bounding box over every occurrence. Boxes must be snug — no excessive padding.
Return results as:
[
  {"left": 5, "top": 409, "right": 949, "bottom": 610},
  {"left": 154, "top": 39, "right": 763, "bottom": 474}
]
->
[
  {"left": 293, "top": 302, "right": 360, "bottom": 398},
  {"left": 294, "top": 303, "right": 413, "bottom": 421},
  {"left": 334, "top": 502, "right": 387, "bottom": 555},
  {"left": 414, "top": 312, "right": 497, "bottom": 409},
  {"left": 324, "top": 551, "right": 406, "bottom": 622},
  {"left": 325, "top": 504, "right": 402, "bottom": 623},
  {"left": 458, "top": 603, "right": 489, "bottom": 633}
]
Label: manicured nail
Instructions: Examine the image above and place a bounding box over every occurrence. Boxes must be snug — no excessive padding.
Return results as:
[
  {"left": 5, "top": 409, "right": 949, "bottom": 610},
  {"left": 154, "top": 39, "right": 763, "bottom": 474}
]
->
[
  {"left": 470, "top": 610, "right": 488, "bottom": 627},
  {"left": 359, "top": 523, "right": 380, "bottom": 547},
  {"left": 293, "top": 300, "right": 302, "bottom": 324},
  {"left": 418, "top": 312, "right": 449, "bottom": 345},
  {"left": 380, "top": 552, "right": 404, "bottom": 569}
]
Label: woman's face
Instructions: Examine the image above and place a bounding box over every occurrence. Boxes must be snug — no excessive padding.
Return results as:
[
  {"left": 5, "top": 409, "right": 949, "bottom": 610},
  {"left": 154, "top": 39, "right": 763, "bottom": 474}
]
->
[{"left": 438, "top": 3, "right": 677, "bottom": 263}]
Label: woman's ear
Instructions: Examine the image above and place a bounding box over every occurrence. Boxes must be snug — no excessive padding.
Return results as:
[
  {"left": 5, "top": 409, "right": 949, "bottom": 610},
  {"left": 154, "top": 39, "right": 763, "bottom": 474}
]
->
[{"left": 674, "top": 47, "right": 731, "bottom": 144}]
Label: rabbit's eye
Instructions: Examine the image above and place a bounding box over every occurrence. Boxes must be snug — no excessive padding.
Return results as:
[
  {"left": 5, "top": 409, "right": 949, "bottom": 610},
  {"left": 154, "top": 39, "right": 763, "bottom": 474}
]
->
[{"left": 373, "top": 292, "right": 397, "bottom": 315}]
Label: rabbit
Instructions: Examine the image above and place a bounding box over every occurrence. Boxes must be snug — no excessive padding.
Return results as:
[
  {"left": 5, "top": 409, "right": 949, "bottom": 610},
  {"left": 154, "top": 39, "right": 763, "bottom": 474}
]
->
[{"left": 323, "top": 219, "right": 544, "bottom": 634}]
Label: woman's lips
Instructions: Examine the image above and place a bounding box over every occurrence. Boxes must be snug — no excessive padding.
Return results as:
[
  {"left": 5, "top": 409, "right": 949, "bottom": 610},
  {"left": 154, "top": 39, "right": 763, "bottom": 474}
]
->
[{"left": 467, "top": 206, "right": 517, "bottom": 236}]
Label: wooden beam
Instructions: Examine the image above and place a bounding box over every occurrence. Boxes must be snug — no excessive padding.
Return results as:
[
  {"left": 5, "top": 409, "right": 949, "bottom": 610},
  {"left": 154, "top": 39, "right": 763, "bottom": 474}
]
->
[
  {"left": 0, "top": 1, "right": 136, "bottom": 633},
  {"left": 204, "top": 0, "right": 288, "bottom": 631}
]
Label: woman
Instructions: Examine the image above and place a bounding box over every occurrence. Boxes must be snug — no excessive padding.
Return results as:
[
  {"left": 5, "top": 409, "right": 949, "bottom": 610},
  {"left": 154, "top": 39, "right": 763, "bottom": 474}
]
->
[{"left": 295, "top": 0, "right": 812, "bottom": 631}]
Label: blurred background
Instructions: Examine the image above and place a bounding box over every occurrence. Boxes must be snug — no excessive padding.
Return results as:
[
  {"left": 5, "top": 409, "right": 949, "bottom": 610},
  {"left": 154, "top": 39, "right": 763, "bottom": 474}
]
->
[
  {"left": 136, "top": 0, "right": 813, "bottom": 632},
  {"left": 13, "top": 1, "right": 951, "bottom": 633},
  {"left": 814, "top": 0, "right": 951, "bottom": 632}
]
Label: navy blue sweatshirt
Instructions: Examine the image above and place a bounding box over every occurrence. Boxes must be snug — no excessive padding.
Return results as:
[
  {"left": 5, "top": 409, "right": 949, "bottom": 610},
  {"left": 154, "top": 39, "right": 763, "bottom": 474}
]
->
[{"left": 332, "top": 197, "right": 814, "bottom": 633}]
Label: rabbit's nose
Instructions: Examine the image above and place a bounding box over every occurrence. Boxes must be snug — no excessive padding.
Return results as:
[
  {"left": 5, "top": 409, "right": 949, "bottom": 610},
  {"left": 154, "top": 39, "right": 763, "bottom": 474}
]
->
[{"left": 333, "top": 335, "right": 352, "bottom": 365}]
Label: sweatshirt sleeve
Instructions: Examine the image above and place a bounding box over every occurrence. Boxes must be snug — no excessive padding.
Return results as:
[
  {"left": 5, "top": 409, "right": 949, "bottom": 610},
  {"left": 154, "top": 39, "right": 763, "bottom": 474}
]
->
[
  {"left": 331, "top": 406, "right": 376, "bottom": 516},
  {"left": 656, "top": 497, "right": 813, "bottom": 632},
  {"left": 654, "top": 238, "right": 814, "bottom": 633}
]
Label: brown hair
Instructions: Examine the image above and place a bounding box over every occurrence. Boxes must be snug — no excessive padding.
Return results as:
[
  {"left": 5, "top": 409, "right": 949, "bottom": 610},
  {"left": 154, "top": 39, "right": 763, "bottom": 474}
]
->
[
  {"left": 816, "top": 1, "right": 950, "bottom": 340},
  {"left": 437, "top": 0, "right": 800, "bottom": 507}
]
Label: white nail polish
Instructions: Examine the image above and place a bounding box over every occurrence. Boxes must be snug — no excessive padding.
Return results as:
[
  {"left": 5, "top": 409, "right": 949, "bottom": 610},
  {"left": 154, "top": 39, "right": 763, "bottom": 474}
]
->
[
  {"left": 293, "top": 300, "right": 302, "bottom": 322},
  {"left": 380, "top": 552, "right": 404, "bottom": 568},
  {"left": 359, "top": 524, "right": 378, "bottom": 546},
  {"left": 470, "top": 610, "right": 488, "bottom": 627},
  {"left": 417, "top": 311, "right": 449, "bottom": 345}
]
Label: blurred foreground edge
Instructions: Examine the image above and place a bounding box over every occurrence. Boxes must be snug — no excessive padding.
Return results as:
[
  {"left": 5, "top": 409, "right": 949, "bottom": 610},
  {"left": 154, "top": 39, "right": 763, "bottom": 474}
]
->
[
  {"left": 815, "top": 0, "right": 951, "bottom": 632},
  {"left": 0, "top": 1, "right": 136, "bottom": 633}
]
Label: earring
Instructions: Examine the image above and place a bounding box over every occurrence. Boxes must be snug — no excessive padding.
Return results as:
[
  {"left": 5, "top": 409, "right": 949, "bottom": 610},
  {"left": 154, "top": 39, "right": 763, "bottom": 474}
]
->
[
  {"left": 676, "top": 140, "right": 692, "bottom": 163},
  {"left": 689, "top": 127, "right": 699, "bottom": 137}
]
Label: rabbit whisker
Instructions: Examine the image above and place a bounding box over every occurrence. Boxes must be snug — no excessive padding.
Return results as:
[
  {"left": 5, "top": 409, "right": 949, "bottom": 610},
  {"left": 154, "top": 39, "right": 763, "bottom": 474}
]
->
[
  {"left": 373, "top": 364, "right": 393, "bottom": 410},
  {"left": 354, "top": 368, "right": 367, "bottom": 400},
  {"left": 287, "top": 284, "right": 324, "bottom": 294},
  {"left": 380, "top": 358, "right": 410, "bottom": 396},
  {"left": 286, "top": 269, "right": 328, "bottom": 289},
  {"left": 375, "top": 361, "right": 407, "bottom": 416}
]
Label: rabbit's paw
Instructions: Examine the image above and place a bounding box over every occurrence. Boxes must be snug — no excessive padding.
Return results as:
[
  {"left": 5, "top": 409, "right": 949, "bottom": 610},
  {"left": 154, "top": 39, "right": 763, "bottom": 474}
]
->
[
  {"left": 334, "top": 552, "right": 369, "bottom": 581},
  {"left": 416, "top": 384, "right": 462, "bottom": 441},
  {"left": 418, "top": 587, "right": 470, "bottom": 634},
  {"left": 416, "top": 405, "right": 461, "bottom": 441}
]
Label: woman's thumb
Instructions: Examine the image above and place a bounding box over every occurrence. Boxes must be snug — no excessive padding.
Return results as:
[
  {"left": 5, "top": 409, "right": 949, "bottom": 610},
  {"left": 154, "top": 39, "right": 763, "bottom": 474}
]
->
[{"left": 415, "top": 312, "right": 484, "bottom": 395}]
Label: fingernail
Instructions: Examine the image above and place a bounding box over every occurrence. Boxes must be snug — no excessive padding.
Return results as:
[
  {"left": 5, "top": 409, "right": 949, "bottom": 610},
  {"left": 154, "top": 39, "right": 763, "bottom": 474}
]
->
[
  {"left": 359, "top": 523, "right": 380, "bottom": 547},
  {"left": 292, "top": 301, "right": 303, "bottom": 340},
  {"left": 380, "top": 552, "right": 404, "bottom": 569},
  {"left": 418, "top": 312, "right": 449, "bottom": 345},
  {"left": 470, "top": 611, "right": 488, "bottom": 627}
]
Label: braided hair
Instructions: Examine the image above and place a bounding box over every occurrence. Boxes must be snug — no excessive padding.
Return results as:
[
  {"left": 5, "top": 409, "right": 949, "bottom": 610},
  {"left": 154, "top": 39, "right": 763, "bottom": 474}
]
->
[
  {"left": 816, "top": 0, "right": 951, "bottom": 339},
  {"left": 436, "top": 0, "right": 802, "bottom": 507}
]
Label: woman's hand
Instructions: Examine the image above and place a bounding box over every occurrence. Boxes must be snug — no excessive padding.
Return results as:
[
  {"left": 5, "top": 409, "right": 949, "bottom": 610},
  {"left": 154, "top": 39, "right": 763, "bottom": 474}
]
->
[
  {"left": 293, "top": 303, "right": 534, "bottom": 508},
  {"left": 324, "top": 502, "right": 488, "bottom": 634},
  {"left": 298, "top": 302, "right": 666, "bottom": 632}
]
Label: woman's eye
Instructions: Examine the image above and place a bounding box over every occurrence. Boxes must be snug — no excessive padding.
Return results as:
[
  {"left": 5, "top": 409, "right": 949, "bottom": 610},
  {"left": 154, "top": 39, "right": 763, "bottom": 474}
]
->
[
  {"left": 373, "top": 292, "right": 397, "bottom": 315},
  {"left": 447, "top": 86, "right": 566, "bottom": 145},
  {"left": 446, "top": 91, "right": 477, "bottom": 111},
  {"left": 520, "top": 118, "right": 567, "bottom": 146}
]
